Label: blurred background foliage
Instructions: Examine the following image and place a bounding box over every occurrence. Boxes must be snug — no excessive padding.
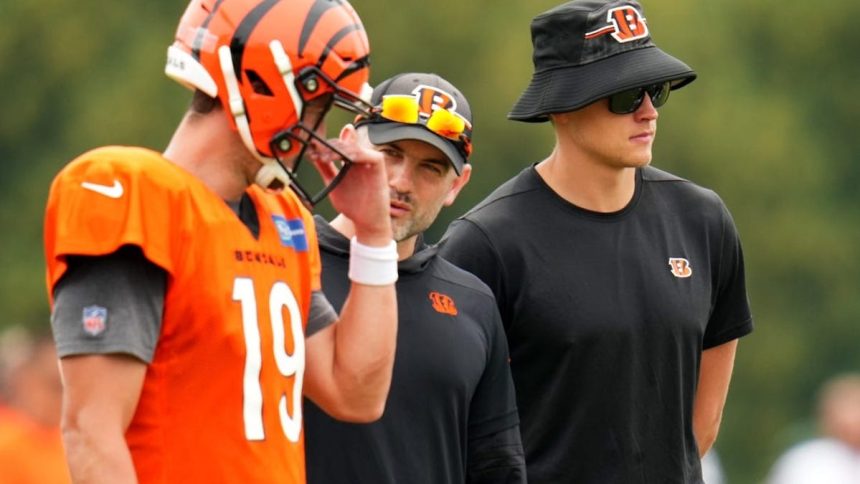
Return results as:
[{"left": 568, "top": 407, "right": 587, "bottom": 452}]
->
[{"left": 1, "top": 1, "right": 857, "bottom": 481}]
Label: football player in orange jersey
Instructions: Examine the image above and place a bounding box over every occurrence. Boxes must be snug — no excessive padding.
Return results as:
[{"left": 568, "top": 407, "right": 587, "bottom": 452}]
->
[{"left": 43, "top": 1, "right": 397, "bottom": 482}]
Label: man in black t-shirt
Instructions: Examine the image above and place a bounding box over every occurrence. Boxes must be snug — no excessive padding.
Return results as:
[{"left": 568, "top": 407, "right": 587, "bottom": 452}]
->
[
  {"left": 304, "top": 73, "right": 525, "bottom": 483},
  {"left": 438, "top": 1, "right": 753, "bottom": 483}
]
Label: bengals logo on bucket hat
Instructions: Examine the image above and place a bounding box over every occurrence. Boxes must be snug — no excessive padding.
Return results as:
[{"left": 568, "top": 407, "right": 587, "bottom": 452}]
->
[{"left": 509, "top": 0, "right": 697, "bottom": 122}]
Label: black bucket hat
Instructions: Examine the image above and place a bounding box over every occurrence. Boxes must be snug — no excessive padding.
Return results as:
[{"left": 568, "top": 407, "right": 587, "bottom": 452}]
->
[{"left": 509, "top": 0, "right": 696, "bottom": 122}]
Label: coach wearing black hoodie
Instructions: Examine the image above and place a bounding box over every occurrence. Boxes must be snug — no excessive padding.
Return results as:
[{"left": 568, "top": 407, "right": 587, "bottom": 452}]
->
[{"left": 303, "top": 72, "right": 525, "bottom": 484}]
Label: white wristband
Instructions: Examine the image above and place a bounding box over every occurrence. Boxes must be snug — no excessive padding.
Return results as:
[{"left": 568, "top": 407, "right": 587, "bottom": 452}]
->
[{"left": 348, "top": 236, "right": 398, "bottom": 286}]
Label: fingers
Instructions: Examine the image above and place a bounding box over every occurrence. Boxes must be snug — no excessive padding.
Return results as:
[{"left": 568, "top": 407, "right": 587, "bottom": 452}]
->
[
  {"left": 307, "top": 135, "right": 353, "bottom": 184},
  {"left": 339, "top": 123, "right": 358, "bottom": 144},
  {"left": 311, "top": 156, "right": 337, "bottom": 184},
  {"left": 336, "top": 124, "right": 383, "bottom": 166},
  {"left": 307, "top": 137, "right": 339, "bottom": 164},
  {"left": 305, "top": 127, "right": 383, "bottom": 186}
]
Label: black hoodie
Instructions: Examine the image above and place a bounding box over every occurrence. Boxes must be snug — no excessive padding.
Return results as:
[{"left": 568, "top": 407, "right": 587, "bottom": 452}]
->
[{"left": 304, "top": 215, "right": 524, "bottom": 484}]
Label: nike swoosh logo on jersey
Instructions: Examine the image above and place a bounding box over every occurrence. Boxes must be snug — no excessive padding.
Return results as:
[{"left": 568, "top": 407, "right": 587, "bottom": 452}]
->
[{"left": 81, "top": 180, "right": 124, "bottom": 198}]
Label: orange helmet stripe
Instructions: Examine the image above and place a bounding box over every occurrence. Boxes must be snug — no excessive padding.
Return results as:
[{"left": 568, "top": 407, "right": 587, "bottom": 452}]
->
[{"left": 229, "top": 0, "right": 281, "bottom": 79}]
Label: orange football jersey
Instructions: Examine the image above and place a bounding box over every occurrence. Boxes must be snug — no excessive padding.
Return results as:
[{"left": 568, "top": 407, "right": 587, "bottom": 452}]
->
[{"left": 44, "top": 146, "right": 322, "bottom": 483}]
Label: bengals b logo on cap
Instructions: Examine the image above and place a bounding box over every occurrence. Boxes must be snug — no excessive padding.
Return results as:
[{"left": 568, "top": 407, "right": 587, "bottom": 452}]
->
[{"left": 414, "top": 86, "right": 457, "bottom": 118}]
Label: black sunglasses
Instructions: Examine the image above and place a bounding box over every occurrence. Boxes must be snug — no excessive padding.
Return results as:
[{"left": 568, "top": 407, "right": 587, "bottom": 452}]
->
[{"left": 608, "top": 82, "right": 672, "bottom": 114}]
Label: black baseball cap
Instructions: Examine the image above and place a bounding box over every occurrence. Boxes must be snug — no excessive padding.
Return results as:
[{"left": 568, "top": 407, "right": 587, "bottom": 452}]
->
[
  {"left": 358, "top": 73, "right": 472, "bottom": 175},
  {"left": 509, "top": 0, "right": 696, "bottom": 122}
]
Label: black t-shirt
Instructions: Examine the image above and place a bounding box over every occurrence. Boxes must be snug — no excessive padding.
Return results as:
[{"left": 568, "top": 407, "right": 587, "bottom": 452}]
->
[
  {"left": 304, "top": 217, "right": 523, "bottom": 484},
  {"left": 438, "top": 165, "right": 753, "bottom": 484}
]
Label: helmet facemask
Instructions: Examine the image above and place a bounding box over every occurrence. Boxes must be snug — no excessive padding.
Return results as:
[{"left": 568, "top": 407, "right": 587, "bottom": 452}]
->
[
  {"left": 166, "top": 0, "right": 373, "bottom": 206},
  {"left": 268, "top": 65, "right": 373, "bottom": 206}
]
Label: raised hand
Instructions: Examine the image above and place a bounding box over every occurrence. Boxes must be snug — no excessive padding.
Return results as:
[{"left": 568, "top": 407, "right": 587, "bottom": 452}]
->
[{"left": 310, "top": 124, "right": 392, "bottom": 246}]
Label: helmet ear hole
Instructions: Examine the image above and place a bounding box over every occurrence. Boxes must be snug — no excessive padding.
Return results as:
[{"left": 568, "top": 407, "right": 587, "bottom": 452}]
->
[{"left": 246, "top": 70, "right": 274, "bottom": 96}]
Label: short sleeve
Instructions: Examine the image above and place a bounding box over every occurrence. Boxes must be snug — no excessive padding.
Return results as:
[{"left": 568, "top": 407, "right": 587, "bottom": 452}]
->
[
  {"left": 703, "top": 204, "right": 753, "bottom": 348},
  {"left": 51, "top": 246, "right": 166, "bottom": 363},
  {"left": 306, "top": 290, "right": 337, "bottom": 337},
  {"left": 44, "top": 147, "right": 184, "bottom": 300},
  {"left": 438, "top": 219, "right": 509, "bottom": 322}
]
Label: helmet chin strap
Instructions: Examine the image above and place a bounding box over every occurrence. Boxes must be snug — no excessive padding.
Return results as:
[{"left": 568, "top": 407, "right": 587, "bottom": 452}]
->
[
  {"left": 217, "top": 45, "right": 291, "bottom": 190},
  {"left": 255, "top": 163, "right": 289, "bottom": 189}
]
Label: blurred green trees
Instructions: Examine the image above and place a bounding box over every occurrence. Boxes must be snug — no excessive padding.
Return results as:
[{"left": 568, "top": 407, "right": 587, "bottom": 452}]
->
[{"left": 1, "top": 1, "right": 857, "bottom": 481}]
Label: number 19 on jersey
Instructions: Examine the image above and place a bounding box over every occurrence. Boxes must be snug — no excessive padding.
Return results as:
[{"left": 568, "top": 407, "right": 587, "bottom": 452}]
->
[{"left": 233, "top": 277, "right": 305, "bottom": 443}]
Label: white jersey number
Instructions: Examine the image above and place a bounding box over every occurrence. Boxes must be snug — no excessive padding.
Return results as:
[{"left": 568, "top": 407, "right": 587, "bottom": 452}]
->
[{"left": 232, "top": 277, "right": 305, "bottom": 443}]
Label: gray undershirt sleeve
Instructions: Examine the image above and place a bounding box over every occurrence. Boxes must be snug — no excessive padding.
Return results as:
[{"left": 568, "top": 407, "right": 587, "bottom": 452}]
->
[
  {"left": 51, "top": 246, "right": 166, "bottom": 363},
  {"left": 306, "top": 290, "right": 337, "bottom": 337}
]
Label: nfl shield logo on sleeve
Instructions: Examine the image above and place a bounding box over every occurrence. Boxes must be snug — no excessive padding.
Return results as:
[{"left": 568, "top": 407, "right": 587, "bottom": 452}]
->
[{"left": 82, "top": 305, "right": 108, "bottom": 337}]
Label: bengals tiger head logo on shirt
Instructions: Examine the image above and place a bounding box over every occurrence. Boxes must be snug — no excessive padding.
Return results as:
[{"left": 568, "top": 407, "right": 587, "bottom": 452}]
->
[{"left": 668, "top": 258, "right": 693, "bottom": 278}]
